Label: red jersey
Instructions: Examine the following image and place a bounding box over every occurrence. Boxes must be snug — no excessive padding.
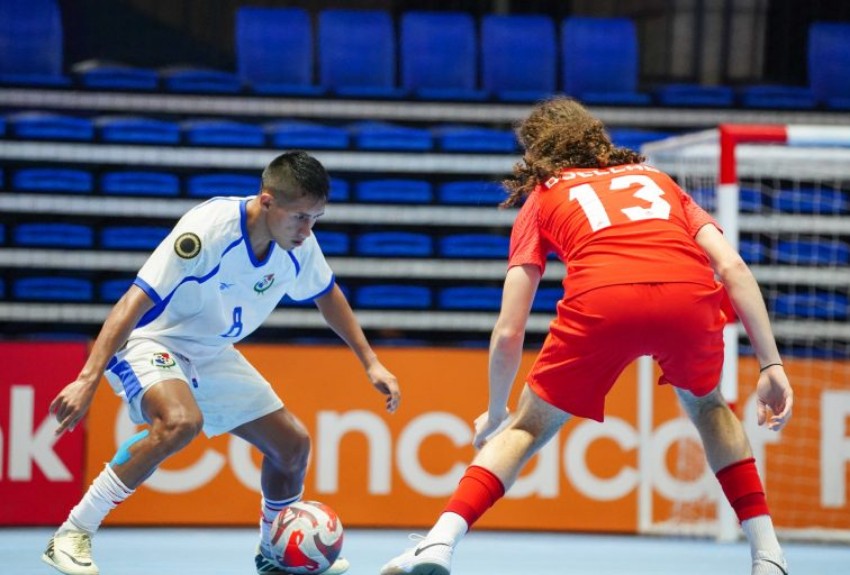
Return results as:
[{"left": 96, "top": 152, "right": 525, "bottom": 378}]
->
[{"left": 508, "top": 164, "right": 718, "bottom": 300}]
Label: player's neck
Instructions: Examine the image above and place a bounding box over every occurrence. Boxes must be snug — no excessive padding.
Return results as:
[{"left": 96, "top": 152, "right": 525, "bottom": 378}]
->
[{"left": 245, "top": 196, "right": 272, "bottom": 260}]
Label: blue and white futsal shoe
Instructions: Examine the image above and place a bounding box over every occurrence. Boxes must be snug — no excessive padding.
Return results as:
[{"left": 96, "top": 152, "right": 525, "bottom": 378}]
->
[{"left": 254, "top": 544, "right": 350, "bottom": 575}]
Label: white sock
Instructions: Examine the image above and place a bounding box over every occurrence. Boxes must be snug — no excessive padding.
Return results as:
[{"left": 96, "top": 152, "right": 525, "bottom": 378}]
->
[
  {"left": 742, "top": 514, "right": 783, "bottom": 560},
  {"left": 425, "top": 512, "right": 469, "bottom": 547},
  {"left": 59, "top": 464, "right": 134, "bottom": 535},
  {"left": 260, "top": 491, "right": 302, "bottom": 552}
]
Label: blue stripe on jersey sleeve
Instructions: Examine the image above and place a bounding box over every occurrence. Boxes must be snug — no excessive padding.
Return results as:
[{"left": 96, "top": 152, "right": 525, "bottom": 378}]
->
[
  {"left": 133, "top": 277, "right": 162, "bottom": 304},
  {"left": 135, "top": 264, "right": 224, "bottom": 328},
  {"left": 286, "top": 273, "right": 335, "bottom": 303}
]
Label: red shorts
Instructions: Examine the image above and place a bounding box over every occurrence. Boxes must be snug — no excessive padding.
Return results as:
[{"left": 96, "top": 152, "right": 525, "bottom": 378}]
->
[{"left": 527, "top": 282, "right": 726, "bottom": 421}]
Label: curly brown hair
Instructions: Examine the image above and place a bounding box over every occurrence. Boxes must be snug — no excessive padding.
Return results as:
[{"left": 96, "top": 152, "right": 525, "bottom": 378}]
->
[{"left": 502, "top": 97, "right": 645, "bottom": 208}]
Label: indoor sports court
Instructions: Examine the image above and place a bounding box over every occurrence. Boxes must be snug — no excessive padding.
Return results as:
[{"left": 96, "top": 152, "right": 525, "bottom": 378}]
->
[{"left": 3, "top": 2, "right": 850, "bottom": 575}]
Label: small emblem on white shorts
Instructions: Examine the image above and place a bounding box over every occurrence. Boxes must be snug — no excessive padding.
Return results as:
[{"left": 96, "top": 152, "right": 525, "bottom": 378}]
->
[{"left": 151, "top": 352, "right": 176, "bottom": 368}]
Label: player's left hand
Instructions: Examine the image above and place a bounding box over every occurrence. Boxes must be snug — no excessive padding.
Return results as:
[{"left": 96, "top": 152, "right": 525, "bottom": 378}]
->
[{"left": 366, "top": 361, "right": 400, "bottom": 413}]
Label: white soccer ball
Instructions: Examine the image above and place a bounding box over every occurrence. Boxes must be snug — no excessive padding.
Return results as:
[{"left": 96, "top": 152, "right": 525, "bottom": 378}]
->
[{"left": 269, "top": 501, "right": 344, "bottom": 574}]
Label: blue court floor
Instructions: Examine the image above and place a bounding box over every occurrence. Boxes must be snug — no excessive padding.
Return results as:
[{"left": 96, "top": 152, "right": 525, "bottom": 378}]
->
[{"left": 5, "top": 527, "right": 848, "bottom": 575}]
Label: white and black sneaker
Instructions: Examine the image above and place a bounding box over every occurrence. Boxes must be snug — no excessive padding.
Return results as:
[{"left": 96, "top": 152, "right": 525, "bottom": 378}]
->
[
  {"left": 379, "top": 535, "right": 453, "bottom": 575},
  {"left": 42, "top": 530, "right": 98, "bottom": 575},
  {"left": 752, "top": 551, "right": 788, "bottom": 575}
]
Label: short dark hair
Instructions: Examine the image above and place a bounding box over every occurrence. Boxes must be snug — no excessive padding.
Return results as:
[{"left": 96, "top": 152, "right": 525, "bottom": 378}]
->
[{"left": 261, "top": 151, "right": 330, "bottom": 204}]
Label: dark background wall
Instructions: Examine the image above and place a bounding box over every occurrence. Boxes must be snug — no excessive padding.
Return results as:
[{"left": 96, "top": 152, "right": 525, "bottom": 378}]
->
[{"left": 57, "top": 0, "right": 850, "bottom": 87}]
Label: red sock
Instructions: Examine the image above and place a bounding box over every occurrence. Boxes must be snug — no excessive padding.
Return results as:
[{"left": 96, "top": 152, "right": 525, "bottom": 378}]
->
[
  {"left": 443, "top": 465, "right": 506, "bottom": 528},
  {"left": 715, "top": 457, "right": 770, "bottom": 522}
]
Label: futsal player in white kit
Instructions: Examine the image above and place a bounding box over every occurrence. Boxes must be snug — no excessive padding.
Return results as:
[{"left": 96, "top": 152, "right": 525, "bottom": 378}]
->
[{"left": 43, "top": 151, "right": 401, "bottom": 575}]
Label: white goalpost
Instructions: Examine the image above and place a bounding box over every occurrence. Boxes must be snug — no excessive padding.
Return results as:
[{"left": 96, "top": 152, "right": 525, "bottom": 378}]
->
[{"left": 637, "top": 124, "right": 850, "bottom": 543}]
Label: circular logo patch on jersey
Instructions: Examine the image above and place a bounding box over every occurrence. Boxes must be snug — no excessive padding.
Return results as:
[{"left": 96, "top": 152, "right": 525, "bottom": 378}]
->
[{"left": 174, "top": 232, "right": 201, "bottom": 259}]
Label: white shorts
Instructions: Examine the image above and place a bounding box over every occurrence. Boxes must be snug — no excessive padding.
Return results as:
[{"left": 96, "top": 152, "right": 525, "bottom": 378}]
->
[{"left": 105, "top": 338, "right": 284, "bottom": 436}]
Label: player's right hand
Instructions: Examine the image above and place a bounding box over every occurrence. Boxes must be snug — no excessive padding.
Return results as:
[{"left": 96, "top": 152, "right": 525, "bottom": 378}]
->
[{"left": 49, "top": 378, "right": 98, "bottom": 436}]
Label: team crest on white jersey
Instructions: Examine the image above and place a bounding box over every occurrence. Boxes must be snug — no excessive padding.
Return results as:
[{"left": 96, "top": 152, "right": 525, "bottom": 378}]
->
[
  {"left": 254, "top": 274, "right": 275, "bottom": 294},
  {"left": 151, "top": 352, "right": 176, "bottom": 368}
]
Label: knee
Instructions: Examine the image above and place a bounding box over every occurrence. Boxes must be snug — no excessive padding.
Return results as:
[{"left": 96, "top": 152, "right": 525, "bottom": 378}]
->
[
  {"left": 151, "top": 410, "right": 204, "bottom": 454},
  {"left": 266, "top": 425, "right": 311, "bottom": 474}
]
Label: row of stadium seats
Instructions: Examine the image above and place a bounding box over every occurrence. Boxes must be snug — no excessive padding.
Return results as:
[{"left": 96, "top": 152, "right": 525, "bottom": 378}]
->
[
  {"left": 3, "top": 222, "right": 846, "bottom": 265},
  {"left": 3, "top": 2, "right": 849, "bottom": 109},
  {"left": 0, "top": 111, "right": 673, "bottom": 152},
  {"left": 5, "top": 166, "right": 849, "bottom": 215},
  {"left": 3, "top": 275, "right": 846, "bottom": 320}
]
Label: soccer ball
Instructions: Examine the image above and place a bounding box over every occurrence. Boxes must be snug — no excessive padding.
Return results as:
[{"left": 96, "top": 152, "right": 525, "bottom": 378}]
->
[{"left": 269, "top": 501, "right": 344, "bottom": 574}]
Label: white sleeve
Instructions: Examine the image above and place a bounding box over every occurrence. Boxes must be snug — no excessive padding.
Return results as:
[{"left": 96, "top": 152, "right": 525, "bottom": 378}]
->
[{"left": 284, "top": 235, "right": 334, "bottom": 302}]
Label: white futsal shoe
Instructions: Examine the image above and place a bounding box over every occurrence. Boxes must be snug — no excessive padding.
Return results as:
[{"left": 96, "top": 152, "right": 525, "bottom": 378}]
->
[
  {"left": 379, "top": 535, "right": 453, "bottom": 575},
  {"left": 752, "top": 551, "right": 788, "bottom": 575},
  {"left": 42, "top": 530, "right": 99, "bottom": 575},
  {"left": 254, "top": 544, "right": 350, "bottom": 574}
]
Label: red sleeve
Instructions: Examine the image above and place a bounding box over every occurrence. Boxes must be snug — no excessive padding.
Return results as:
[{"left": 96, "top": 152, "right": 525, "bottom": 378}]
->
[
  {"left": 508, "top": 192, "right": 548, "bottom": 272},
  {"left": 677, "top": 184, "right": 722, "bottom": 237}
]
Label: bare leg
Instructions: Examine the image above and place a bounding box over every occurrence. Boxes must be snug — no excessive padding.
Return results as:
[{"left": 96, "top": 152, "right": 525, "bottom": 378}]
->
[
  {"left": 675, "top": 386, "right": 752, "bottom": 472},
  {"left": 473, "top": 384, "right": 572, "bottom": 489}
]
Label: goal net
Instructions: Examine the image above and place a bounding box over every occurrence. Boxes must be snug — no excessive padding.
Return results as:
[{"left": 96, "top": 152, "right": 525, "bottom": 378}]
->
[{"left": 639, "top": 124, "right": 850, "bottom": 543}]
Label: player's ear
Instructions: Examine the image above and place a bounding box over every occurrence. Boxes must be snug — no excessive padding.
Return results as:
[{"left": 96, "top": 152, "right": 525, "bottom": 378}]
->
[{"left": 259, "top": 188, "right": 274, "bottom": 210}]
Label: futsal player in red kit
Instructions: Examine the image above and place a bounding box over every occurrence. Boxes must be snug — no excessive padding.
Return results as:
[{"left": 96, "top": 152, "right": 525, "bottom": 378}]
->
[{"left": 380, "top": 97, "right": 792, "bottom": 575}]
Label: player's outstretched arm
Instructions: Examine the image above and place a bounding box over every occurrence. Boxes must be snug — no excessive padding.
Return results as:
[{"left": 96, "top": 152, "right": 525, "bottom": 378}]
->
[
  {"left": 314, "top": 283, "right": 400, "bottom": 413},
  {"left": 473, "top": 264, "right": 540, "bottom": 449},
  {"left": 694, "top": 224, "right": 793, "bottom": 430},
  {"left": 50, "top": 285, "right": 155, "bottom": 435}
]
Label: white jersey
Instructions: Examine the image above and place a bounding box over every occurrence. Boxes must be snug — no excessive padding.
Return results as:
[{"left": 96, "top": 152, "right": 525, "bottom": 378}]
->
[{"left": 130, "top": 196, "right": 333, "bottom": 358}]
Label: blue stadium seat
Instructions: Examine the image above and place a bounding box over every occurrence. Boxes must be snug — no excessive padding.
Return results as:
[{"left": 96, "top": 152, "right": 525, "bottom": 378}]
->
[
  {"left": 355, "top": 285, "right": 432, "bottom": 309},
  {"left": 771, "top": 187, "right": 849, "bottom": 214},
  {"left": 400, "top": 11, "right": 487, "bottom": 101},
  {"left": 349, "top": 121, "right": 433, "bottom": 151},
  {"left": 266, "top": 121, "right": 350, "bottom": 150},
  {"left": 186, "top": 173, "right": 260, "bottom": 198},
  {"left": 72, "top": 60, "right": 159, "bottom": 91},
  {"left": 532, "top": 287, "right": 563, "bottom": 312},
  {"left": 0, "top": 277, "right": 4, "bottom": 297},
  {"left": 655, "top": 84, "right": 735, "bottom": 107},
  {"left": 313, "top": 231, "right": 350, "bottom": 255},
  {"left": 329, "top": 178, "right": 350, "bottom": 202},
  {"left": 609, "top": 128, "right": 672, "bottom": 150},
  {"left": 8, "top": 112, "right": 94, "bottom": 141},
  {"left": 318, "top": 9, "right": 406, "bottom": 98},
  {"left": 236, "top": 7, "right": 324, "bottom": 96},
  {"left": 182, "top": 119, "right": 265, "bottom": 148},
  {"left": 808, "top": 22, "right": 850, "bottom": 109},
  {"left": 439, "top": 234, "right": 509, "bottom": 258},
  {"left": 438, "top": 181, "right": 506, "bottom": 206},
  {"left": 0, "top": 0, "right": 69, "bottom": 86},
  {"left": 101, "top": 171, "right": 180, "bottom": 197},
  {"left": 355, "top": 179, "right": 433, "bottom": 204},
  {"left": 738, "top": 85, "right": 816, "bottom": 109},
  {"left": 439, "top": 286, "right": 502, "bottom": 310},
  {"left": 101, "top": 226, "right": 170, "bottom": 250},
  {"left": 739, "top": 186, "right": 764, "bottom": 212},
  {"left": 14, "top": 277, "right": 93, "bottom": 302},
  {"left": 356, "top": 232, "right": 433, "bottom": 257},
  {"left": 436, "top": 125, "right": 517, "bottom": 153},
  {"left": 100, "top": 278, "right": 134, "bottom": 302},
  {"left": 773, "top": 292, "right": 848, "bottom": 320},
  {"left": 160, "top": 66, "right": 242, "bottom": 94},
  {"left": 774, "top": 239, "right": 850, "bottom": 265},
  {"left": 561, "top": 17, "right": 651, "bottom": 105},
  {"left": 14, "top": 223, "right": 93, "bottom": 248},
  {"left": 738, "top": 239, "right": 767, "bottom": 264},
  {"left": 13, "top": 168, "right": 93, "bottom": 193},
  {"left": 97, "top": 116, "right": 180, "bottom": 144},
  {"left": 481, "top": 14, "right": 557, "bottom": 102}
]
